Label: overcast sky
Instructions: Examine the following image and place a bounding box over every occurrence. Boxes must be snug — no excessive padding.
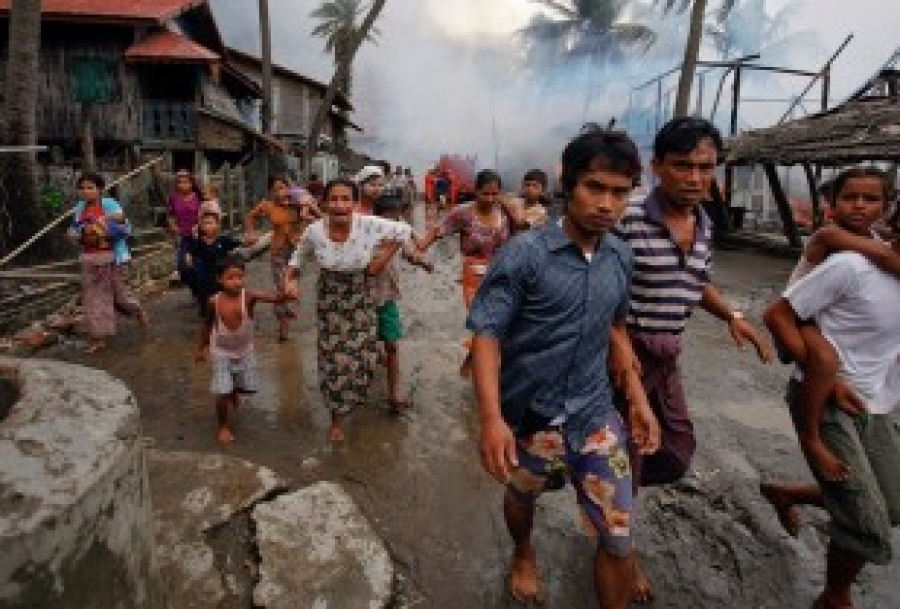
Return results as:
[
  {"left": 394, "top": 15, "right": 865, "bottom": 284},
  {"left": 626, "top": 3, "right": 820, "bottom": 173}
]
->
[{"left": 211, "top": 0, "right": 900, "bottom": 170}]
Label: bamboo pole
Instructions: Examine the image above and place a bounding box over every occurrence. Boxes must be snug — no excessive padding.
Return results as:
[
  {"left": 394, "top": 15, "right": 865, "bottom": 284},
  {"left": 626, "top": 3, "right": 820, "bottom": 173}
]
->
[{"left": 0, "top": 154, "right": 166, "bottom": 267}]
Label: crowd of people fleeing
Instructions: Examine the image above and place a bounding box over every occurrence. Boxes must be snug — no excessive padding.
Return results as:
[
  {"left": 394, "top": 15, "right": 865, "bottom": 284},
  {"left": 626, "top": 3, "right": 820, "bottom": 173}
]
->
[{"left": 66, "top": 117, "right": 900, "bottom": 608}]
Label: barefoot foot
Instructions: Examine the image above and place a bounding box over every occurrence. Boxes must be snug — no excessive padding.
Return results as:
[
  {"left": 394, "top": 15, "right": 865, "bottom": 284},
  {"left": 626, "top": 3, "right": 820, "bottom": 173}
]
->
[
  {"left": 509, "top": 548, "right": 544, "bottom": 605},
  {"left": 389, "top": 399, "right": 412, "bottom": 416},
  {"left": 802, "top": 437, "right": 850, "bottom": 482},
  {"left": 632, "top": 559, "right": 654, "bottom": 604},
  {"left": 760, "top": 482, "right": 801, "bottom": 537},
  {"left": 813, "top": 591, "right": 855, "bottom": 609},
  {"left": 217, "top": 426, "right": 234, "bottom": 445},
  {"left": 328, "top": 421, "right": 345, "bottom": 444},
  {"left": 459, "top": 354, "right": 472, "bottom": 378},
  {"left": 137, "top": 309, "right": 150, "bottom": 328},
  {"left": 84, "top": 340, "right": 106, "bottom": 354}
]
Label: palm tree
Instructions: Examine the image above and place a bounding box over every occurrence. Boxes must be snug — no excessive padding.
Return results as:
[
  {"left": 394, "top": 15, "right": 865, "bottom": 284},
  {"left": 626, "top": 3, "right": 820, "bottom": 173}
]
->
[
  {"left": 705, "top": 0, "right": 812, "bottom": 62},
  {"left": 519, "top": 0, "right": 656, "bottom": 68},
  {"left": 310, "top": 0, "right": 380, "bottom": 97},
  {"left": 1, "top": 0, "right": 44, "bottom": 255},
  {"left": 658, "top": 0, "right": 737, "bottom": 116},
  {"left": 306, "top": 0, "right": 386, "bottom": 176}
]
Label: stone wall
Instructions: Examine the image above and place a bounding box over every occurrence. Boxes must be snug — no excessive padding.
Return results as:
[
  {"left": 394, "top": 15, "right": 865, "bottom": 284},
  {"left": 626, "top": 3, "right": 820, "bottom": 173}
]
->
[{"left": 0, "top": 358, "right": 162, "bottom": 608}]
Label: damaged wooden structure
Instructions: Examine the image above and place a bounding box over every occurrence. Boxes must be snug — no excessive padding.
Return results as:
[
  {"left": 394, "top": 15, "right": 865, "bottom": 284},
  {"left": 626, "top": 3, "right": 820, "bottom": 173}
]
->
[{"left": 726, "top": 51, "right": 900, "bottom": 248}]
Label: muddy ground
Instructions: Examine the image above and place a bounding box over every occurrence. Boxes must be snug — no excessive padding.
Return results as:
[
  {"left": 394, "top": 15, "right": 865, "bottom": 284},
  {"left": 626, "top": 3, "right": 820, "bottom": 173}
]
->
[{"left": 44, "top": 208, "right": 900, "bottom": 608}]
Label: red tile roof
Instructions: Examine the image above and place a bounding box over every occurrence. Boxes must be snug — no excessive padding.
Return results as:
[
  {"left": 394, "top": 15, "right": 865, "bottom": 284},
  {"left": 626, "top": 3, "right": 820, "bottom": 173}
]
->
[
  {"left": 125, "top": 31, "right": 220, "bottom": 63},
  {"left": 0, "top": 0, "right": 205, "bottom": 23}
]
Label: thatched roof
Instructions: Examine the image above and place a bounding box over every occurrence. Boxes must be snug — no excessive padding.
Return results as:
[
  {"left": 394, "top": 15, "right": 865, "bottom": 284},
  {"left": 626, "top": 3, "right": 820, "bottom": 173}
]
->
[{"left": 727, "top": 65, "right": 900, "bottom": 166}]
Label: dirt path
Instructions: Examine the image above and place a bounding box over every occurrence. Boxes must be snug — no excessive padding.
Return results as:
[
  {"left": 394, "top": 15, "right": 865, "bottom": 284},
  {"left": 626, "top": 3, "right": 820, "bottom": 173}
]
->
[{"left": 43, "top": 211, "right": 898, "bottom": 608}]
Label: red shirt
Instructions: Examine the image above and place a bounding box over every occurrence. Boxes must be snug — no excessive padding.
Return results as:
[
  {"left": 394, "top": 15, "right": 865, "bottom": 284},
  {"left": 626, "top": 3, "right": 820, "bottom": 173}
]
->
[{"left": 78, "top": 202, "right": 111, "bottom": 253}]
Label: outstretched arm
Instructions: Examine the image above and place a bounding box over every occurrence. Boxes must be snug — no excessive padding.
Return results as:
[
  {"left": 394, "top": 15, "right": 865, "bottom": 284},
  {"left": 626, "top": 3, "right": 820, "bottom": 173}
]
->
[
  {"left": 500, "top": 197, "right": 529, "bottom": 231},
  {"left": 701, "top": 283, "right": 772, "bottom": 363},
  {"left": 368, "top": 241, "right": 403, "bottom": 276},
  {"left": 812, "top": 225, "right": 900, "bottom": 277},
  {"left": 244, "top": 201, "right": 269, "bottom": 243},
  {"left": 402, "top": 245, "right": 435, "bottom": 273}
]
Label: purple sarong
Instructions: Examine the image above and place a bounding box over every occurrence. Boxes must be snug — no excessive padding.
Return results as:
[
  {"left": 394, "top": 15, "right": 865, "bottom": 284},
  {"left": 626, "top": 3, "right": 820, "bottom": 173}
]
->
[{"left": 627, "top": 330, "right": 696, "bottom": 488}]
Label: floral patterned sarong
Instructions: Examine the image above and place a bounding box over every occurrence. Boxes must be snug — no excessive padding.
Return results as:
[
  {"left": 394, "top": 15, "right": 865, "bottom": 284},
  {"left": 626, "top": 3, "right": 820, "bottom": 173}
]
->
[{"left": 316, "top": 269, "right": 377, "bottom": 416}]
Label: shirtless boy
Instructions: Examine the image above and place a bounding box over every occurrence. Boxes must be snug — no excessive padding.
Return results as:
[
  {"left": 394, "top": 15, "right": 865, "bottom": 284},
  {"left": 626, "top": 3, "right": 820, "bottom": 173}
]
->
[{"left": 245, "top": 175, "right": 301, "bottom": 342}]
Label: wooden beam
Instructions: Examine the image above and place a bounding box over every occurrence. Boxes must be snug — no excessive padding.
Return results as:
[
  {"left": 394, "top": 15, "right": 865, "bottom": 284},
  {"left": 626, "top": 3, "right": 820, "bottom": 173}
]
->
[
  {"left": 763, "top": 163, "right": 802, "bottom": 248},
  {"left": 705, "top": 179, "right": 733, "bottom": 234},
  {"left": 803, "top": 163, "right": 824, "bottom": 230}
]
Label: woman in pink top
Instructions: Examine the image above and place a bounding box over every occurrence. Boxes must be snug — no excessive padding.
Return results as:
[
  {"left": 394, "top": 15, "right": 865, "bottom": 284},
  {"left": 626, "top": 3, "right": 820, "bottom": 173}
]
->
[
  {"left": 420, "top": 170, "right": 519, "bottom": 375},
  {"left": 167, "top": 169, "right": 203, "bottom": 303}
]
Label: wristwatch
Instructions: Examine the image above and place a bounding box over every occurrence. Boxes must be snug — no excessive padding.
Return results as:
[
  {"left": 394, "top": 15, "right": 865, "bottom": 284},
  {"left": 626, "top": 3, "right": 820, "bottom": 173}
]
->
[{"left": 730, "top": 310, "right": 745, "bottom": 321}]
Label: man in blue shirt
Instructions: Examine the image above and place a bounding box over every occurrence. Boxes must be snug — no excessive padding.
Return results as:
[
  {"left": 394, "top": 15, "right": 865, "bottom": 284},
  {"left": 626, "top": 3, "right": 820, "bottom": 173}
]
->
[{"left": 467, "top": 128, "right": 660, "bottom": 608}]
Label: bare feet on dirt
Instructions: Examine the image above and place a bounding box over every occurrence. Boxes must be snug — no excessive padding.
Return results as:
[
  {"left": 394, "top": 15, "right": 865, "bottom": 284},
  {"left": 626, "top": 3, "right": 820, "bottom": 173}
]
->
[
  {"left": 389, "top": 399, "right": 412, "bottom": 416},
  {"left": 632, "top": 559, "right": 654, "bottom": 604},
  {"left": 759, "top": 482, "right": 801, "bottom": 538},
  {"left": 328, "top": 421, "right": 345, "bottom": 444},
  {"left": 217, "top": 426, "right": 234, "bottom": 445},
  {"left": 459, "top": 354, "right": 472, "bottom": 378},
  {"left": 813, "top": 592, "right": 855, "bottom": 609},
  {"left": 802, "top": 436, "right": 850, "bottom": 482},
  {"left": 509, "top": 548, "right": 544, "bottom": 605},
  {"left": 85, "top": 341, "right": 106, "bottom": 354},
  {"left": 137, "top": 310, "right": 150, "bottom": 328}
]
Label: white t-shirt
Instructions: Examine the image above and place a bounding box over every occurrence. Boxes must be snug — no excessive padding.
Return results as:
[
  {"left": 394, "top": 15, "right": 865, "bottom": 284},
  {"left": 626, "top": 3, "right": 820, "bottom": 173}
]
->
[
  {"left": 784, "top": 252, "right": 900, "bottom": 414},
  {"left": 289, "top": 214, "right": 413, "bottom": 272}
]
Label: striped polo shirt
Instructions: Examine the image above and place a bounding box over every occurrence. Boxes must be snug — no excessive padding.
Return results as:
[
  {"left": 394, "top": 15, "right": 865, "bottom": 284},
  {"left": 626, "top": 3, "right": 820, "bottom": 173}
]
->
[{"left": 615, "top": 188, "right": 712, "bottom": 334}]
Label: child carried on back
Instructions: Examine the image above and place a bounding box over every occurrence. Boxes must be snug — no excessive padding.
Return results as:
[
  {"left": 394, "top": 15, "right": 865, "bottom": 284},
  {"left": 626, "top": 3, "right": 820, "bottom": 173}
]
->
[{"left": 772, "top": 167, "right": 900, "bottom": 482}]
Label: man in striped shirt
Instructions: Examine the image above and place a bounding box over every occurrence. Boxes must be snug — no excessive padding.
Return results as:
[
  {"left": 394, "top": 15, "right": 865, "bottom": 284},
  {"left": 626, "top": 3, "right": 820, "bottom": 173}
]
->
[{"left": 615, "top": 117, "right": 772, "bottom": 602}]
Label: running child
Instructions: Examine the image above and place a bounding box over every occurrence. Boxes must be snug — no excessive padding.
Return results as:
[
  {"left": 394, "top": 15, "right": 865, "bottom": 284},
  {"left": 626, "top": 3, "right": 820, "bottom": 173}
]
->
[
  {"left": 196, "top": 254, "right": 291, "bottom": 445},
  {"left": 245, "top": 175, "right": 301, "bottom": 342},
  {"left": 185, "top": 212, "right": 243, "bottom": 317},
  {"left": 369, "top": 193, "right": 434, "bottom": 413}
]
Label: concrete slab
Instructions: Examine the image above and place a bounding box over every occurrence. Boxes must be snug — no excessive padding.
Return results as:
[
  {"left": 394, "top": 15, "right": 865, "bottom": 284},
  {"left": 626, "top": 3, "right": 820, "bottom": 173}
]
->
[
  {"left": 147, "top": 450, "right": 287, "bottom": 609},
  {"left": 252, "top": 482, "right": 394, "bottom": 609},
  {"left": 0, "top": 358, "right": 159, "bottom": 608}
]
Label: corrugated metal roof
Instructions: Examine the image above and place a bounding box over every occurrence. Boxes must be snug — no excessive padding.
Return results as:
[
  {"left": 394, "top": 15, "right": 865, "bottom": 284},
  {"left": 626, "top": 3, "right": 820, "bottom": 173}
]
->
[
  {"left": 125, "top": 31, "right": 220, "bottom": 63},
  {"left": 0, "top": 0, "right": 204, "bottom": 23}
]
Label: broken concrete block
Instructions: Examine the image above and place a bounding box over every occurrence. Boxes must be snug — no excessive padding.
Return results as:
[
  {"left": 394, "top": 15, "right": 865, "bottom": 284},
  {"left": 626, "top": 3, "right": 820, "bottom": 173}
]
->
[
  {"left": 147, "top": 450, "right": 287, "bottom": 609},
  {"left": 252, "top": 482, "right": 394, "bottom": 609}
]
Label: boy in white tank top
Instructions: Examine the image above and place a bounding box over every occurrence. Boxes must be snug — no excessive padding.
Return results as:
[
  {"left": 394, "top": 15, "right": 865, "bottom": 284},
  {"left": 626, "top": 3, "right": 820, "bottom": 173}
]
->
[{"left": 197, "top": 254, "right": 292, "bottom": 445}]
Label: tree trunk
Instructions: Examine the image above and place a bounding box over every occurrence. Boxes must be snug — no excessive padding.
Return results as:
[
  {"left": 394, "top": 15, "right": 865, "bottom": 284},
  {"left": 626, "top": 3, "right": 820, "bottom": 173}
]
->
[
  {"left": 258, "top": 0, "right": 274, "bottom": 134},
  {"left": 335, "top": 36, "right": 352, "bottom": 97},
  {"left": 305, "top": 0, "right": 386, "bottom": 176},
  {"left": 674, "top": 0, "right": 707, "bottom": 117},
  {"left": 0, "top": 0, "right": 43, "bottom": 256}
]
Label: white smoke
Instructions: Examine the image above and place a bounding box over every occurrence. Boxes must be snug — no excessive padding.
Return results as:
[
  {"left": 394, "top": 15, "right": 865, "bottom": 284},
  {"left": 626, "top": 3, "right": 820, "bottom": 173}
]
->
[{"left": 212, "top": 0, "right": 822, "bottom": 185}]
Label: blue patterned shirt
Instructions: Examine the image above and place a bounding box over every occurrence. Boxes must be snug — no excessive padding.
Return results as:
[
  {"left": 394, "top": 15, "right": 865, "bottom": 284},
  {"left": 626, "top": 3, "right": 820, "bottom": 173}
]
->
[{"left": 465, "top": 221, "right": 633, "bottom": 450}]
